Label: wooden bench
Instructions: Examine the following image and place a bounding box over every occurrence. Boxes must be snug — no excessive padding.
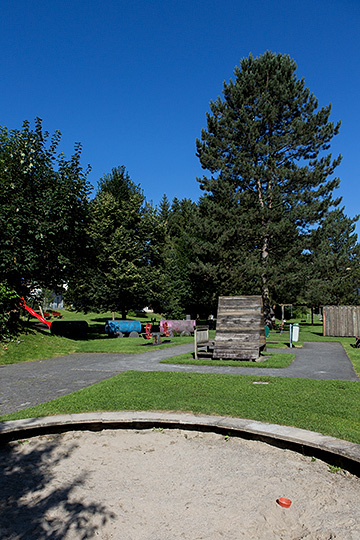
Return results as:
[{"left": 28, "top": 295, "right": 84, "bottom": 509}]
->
[{"left": 194, "top": 326, "right": 213, "bottom": 359}]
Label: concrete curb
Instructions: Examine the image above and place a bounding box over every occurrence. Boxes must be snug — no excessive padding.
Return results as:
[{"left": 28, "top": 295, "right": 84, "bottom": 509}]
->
[{"left": 1, "top": 412, "right": 359, "bottom": 476}]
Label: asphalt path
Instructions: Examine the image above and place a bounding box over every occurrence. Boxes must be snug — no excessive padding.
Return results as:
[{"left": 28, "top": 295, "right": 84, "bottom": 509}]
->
[{"left": 0, "top": 341, "right": 358, "bottom": 416}]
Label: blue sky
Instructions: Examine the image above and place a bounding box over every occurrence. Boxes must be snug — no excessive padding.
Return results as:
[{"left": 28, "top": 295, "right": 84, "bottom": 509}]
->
[{"left": 1, "top": 0, "right": 359, "bottom": 231}]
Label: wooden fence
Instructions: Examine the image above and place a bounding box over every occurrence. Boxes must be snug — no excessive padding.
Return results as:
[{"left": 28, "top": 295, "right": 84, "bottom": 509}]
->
[
  {"left": 213, "top": 296, "right": 266, "bottom": 361},
  {"left": 323, "top": 306, "right": 360, "bottom": 337}
]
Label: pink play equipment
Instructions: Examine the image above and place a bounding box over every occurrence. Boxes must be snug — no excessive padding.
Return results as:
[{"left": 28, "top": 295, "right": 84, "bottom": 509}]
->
[{"left": 160, "top": 319, "right": 196, "bottom": 336}]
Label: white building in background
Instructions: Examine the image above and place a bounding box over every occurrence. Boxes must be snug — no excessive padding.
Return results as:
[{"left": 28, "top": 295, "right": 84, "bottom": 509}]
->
[{"left": 50, "top": 294, "right": 64, "bottom": 309}]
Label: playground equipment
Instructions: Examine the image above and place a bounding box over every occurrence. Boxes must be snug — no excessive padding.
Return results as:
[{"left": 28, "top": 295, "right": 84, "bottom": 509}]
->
[
  {"left": 143, "top": 321, "right": 170, "bottom": 344},
  {"left": 105, "top": 319, "right": 194, "bottom": 339},
  {"left": 212, "top": 296, "right": 266, "bottom": 361},
  {"left": 145, "top": 321, "right": 170, "bottom": 343},
  {"left": 104, "top": 319, "right": 142, "bottom": 338},
  {"left": 160, "top": 319, "right": 195, "bottom": 336},
  {"left": 20, "top": 298, "right": 52, "bottom": 329},
  {"left": 20, "top": 298, "right": 88, "bottom": 339}
]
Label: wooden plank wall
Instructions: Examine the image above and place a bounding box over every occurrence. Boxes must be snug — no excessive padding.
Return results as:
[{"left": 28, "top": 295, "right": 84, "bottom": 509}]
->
[
  {"left": 213, "top": 296, "right": 266, "bottom": 361},
  {"left": 323, "top": 306, "right": 360, "bottom": 337}
]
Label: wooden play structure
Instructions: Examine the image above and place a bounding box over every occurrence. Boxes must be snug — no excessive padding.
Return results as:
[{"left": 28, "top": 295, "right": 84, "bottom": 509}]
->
[{"left": 194, "top": 296, "right": 266, "bottom": 361}]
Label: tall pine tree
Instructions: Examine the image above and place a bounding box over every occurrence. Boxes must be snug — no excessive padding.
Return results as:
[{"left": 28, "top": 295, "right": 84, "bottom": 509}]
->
[{"left": 196, "top": 51, "right": 342, "bottom": 321}]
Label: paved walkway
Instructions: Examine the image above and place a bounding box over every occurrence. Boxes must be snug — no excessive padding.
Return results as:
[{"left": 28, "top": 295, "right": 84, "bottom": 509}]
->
[{"left": 0, "top": 341, "right": 358, "bottom": 416}]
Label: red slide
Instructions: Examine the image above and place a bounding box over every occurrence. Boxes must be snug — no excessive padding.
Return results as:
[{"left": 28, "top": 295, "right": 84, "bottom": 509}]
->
[{"left": 20, "top": 297, "right": 52, "bottom": 329}]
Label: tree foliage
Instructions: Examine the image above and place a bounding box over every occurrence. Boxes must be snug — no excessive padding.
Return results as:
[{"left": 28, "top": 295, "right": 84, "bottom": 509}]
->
[
  {"left": 0, "top": 280, "right": 19, "bottom": 340},
  {"left": 0, "top": 118, "right": 91, "bottom": 297},
  {"left": 195, "top": 51, "right": 343, "bottom": 319},
  {"left": 156, "top": 197, "right": 199, "bottom": 318},
  {"left": 67, "top": 166, "right": 163, "bottom": 317},
  {"left": 305, "top": 208, "right": 360, "bottom": 307}
]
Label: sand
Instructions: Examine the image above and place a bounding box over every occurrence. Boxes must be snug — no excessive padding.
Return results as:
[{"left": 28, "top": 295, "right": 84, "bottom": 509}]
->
[{"left": 1, "top": 428, "right": 359, "bottom": 539}]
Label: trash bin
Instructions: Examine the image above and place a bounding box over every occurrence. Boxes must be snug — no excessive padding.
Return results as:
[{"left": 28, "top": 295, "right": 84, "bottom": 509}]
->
[{"left": 292, "top": 323, "right": 299, "bottom": 342}]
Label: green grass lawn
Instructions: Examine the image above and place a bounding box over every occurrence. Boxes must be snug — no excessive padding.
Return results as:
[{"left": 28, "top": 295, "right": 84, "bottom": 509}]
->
[
  {"left": 160, "top": 351, "right": 295, "bottom": 368},
  {"left": 0, "top": 309, "right": 193, "bottom": 365},
  {"left": 1, "top": 371, "right": 359, "bottom": 444},
  {"left": 1, "top": 313, "right": 360, "bottom": 445}
]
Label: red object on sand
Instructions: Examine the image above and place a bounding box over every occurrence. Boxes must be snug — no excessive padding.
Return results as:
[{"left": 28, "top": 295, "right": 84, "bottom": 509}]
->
[{"left": 277, "top": 497, "right": 292, "bottom": 508}]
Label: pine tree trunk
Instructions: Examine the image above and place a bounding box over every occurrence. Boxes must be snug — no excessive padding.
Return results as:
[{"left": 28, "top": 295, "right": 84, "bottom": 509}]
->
[
  {"left": 261, "top": 233, "right": 271, "bottom": 326},
  {"left": 257, "top": 174, "right": 272, "bottom": 327}
]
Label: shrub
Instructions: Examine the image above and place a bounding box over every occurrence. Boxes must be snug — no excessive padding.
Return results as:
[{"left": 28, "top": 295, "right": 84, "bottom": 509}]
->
[{"left": 0, "top": 281, "right": 19, "bottom": 341}]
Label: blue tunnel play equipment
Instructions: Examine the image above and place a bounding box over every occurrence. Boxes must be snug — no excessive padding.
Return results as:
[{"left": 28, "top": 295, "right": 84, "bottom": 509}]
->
[{"left": 104, "top": 319, "right": 142, "bottom": 337}]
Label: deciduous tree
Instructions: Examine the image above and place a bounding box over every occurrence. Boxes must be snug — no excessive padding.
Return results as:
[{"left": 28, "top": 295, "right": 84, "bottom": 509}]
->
[{"left": 0, "top": 118, "right": 91, "bottom": 298}]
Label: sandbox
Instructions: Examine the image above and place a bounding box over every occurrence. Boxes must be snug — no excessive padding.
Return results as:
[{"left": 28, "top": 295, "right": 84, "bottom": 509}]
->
[{"left": 1, "top": 426, "right": 359, "bottom": 539}]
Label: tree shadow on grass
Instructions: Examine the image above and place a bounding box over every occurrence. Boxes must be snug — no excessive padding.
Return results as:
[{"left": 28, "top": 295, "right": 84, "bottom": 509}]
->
[
  {"left": 86, "top": 323, "right": 108, "bottom": 339},
  {"left": 0, "top": 433, "right": 116, "bottom": 539}
]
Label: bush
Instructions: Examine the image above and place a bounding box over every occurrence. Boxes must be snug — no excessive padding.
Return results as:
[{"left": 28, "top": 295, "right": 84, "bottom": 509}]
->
[
  {"left": 292, "top": 305, "right": 309, "bottom": 319},
  {"left": 0, "top": 281, "right": 19, "bottom": 341}
]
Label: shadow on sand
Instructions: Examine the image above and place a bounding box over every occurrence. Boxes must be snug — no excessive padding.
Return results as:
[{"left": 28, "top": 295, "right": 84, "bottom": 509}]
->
[{"left": 0, "top": 433, "right": 115, "bottom": 539}]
